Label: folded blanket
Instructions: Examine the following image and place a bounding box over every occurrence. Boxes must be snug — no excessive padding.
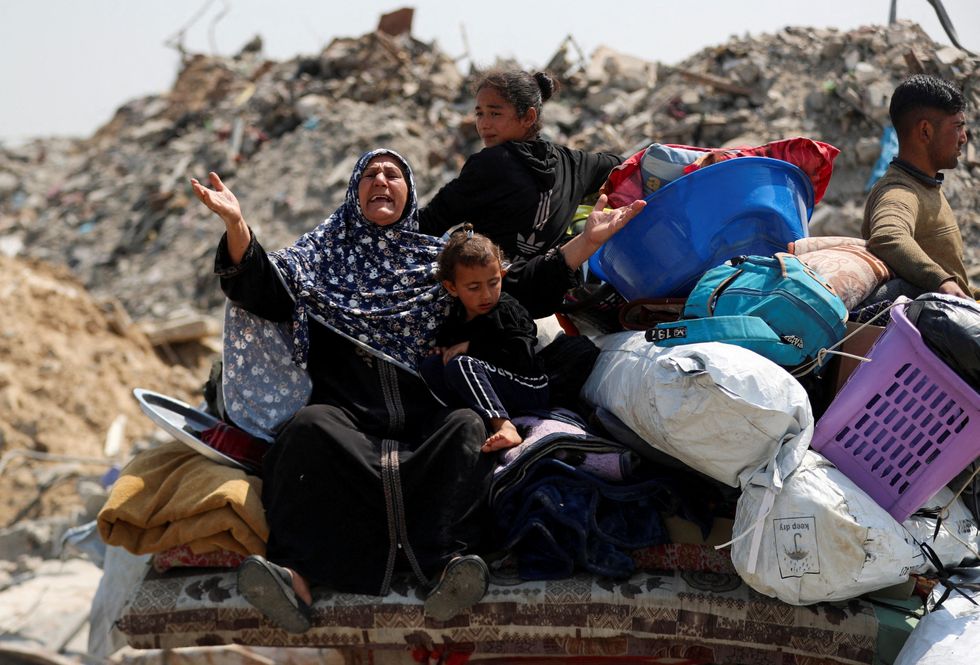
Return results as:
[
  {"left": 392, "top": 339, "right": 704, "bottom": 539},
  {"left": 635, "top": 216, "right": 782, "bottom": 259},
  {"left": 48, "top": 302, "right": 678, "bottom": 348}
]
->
[
  {"left": 797, "top": 245, "right": 893, "bottom": 310},
  {"left": 152, "top": 544, "right": 246, "bottom": 573},
  {"left": 97, "top": 441, "right": 269, "bottom": 556},
  {"left": 787, "top": 236, "right": 868, "bottom": 254},
  {"left": 785, "top": 237, "right": 894, "bottom": 309}
]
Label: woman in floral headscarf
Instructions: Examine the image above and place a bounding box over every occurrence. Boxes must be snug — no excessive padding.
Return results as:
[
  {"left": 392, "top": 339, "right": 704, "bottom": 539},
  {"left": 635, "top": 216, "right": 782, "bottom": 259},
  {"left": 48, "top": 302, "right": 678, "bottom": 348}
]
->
[{"left": 191, "top": 149, "right": 643, "bottom": 633}]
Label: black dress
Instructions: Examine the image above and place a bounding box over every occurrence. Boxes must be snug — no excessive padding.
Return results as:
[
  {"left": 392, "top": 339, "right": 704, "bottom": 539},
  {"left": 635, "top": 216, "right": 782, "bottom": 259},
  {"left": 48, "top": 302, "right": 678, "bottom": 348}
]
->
[{"left": 217, "top": 234, "right": 574, "bottom": 594}]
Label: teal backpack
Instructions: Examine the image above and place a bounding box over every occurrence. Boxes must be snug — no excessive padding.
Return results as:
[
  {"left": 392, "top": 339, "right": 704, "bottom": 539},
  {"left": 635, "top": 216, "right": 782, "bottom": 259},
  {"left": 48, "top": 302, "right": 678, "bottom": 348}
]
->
[{"left": 648, "top": 253, "right": 848, "bottom": 369}]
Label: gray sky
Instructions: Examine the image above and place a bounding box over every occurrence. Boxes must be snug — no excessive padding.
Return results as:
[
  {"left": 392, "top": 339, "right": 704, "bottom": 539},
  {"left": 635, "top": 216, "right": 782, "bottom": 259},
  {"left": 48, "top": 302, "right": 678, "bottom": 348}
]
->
[{"left": 1, "top": 0, "right": 977, "bottom": 144}]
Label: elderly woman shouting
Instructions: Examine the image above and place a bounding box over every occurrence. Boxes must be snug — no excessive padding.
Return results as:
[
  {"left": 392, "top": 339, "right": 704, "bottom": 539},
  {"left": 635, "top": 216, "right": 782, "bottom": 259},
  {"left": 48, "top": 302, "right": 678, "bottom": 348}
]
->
[{"left": 190, "top": 149, "right": 643, "bottom": 633}]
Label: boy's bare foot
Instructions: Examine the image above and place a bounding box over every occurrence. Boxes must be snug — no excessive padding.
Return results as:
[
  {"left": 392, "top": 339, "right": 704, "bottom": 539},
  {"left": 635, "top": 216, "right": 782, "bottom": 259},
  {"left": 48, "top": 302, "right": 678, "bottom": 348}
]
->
[{"left": 482, "top": 419, "right": 522, "bottom": 452}]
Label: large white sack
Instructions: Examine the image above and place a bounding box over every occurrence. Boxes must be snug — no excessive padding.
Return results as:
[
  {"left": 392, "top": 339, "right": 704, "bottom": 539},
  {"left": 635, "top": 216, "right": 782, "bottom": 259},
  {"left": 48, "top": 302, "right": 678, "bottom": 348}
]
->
[
  {"left": 582, "top": 333, "right": 811, "bottom": 490},
  {"left": 733, "top": 450, "right": 922, "bottom": 605},
  {"left": 904, "top": 486, "right": 980, "bottom": 573}
]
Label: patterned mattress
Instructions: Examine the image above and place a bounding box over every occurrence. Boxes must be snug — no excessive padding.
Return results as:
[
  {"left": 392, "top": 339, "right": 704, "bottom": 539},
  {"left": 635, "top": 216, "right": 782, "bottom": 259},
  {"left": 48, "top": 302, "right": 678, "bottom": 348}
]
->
[{"left": 119, "top": 563, "right": 883, "bottom": 664}]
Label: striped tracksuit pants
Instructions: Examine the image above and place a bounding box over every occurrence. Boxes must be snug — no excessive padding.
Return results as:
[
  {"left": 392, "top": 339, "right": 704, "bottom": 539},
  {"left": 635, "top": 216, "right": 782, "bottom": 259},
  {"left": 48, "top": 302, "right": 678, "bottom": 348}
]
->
[{"left": 420, "top": 354, "right": 550, "bottom": 425}]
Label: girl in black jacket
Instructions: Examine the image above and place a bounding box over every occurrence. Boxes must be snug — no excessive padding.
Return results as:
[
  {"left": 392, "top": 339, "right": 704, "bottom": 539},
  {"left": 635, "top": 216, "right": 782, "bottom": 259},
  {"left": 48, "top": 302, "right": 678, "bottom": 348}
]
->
[
  {"left": 421, "top": 227, "right": 550, "bottom": 451},
  {"left": 419, "top": 70, "right": 622, "bottom": 260}
]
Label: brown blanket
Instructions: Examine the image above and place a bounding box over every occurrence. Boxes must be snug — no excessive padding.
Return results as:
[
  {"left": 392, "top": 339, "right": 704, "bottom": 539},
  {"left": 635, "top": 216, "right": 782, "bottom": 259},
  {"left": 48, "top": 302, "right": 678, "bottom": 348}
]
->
[
  {"left": 98, "top": 441, "right": 268, "bottom": 556},
  {"left": 788, "top": 236, "right": 893, "bottom": 309}
]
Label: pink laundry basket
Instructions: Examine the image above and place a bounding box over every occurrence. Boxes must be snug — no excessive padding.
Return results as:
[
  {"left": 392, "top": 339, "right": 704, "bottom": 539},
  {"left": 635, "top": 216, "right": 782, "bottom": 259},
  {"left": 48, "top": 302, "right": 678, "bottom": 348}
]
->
[{"left": 811, "top": 297, "right": 980, "bottom": 523}]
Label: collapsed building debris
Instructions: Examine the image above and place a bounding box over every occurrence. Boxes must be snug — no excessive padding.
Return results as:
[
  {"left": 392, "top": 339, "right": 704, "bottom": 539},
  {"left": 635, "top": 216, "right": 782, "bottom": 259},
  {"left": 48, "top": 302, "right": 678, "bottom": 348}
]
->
[{"left": 0, "top": 20, "right": 977, "bottom": 327}]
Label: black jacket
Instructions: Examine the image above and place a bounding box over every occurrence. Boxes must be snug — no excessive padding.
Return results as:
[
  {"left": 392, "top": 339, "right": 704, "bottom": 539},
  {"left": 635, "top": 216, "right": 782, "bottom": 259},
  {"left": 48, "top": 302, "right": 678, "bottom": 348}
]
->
[
  {"left": 436, "top": 292, "right": 543, "bottom": 377},
  {"left": 419, "top": 140, "right": 621, "bottom": 260}
]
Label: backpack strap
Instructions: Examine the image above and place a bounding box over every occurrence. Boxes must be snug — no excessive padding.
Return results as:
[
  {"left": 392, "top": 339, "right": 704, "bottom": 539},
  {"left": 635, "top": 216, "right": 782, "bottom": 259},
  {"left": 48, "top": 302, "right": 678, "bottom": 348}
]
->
[{"left": 648, "top": 315, "right": 807, "bottom": 366}]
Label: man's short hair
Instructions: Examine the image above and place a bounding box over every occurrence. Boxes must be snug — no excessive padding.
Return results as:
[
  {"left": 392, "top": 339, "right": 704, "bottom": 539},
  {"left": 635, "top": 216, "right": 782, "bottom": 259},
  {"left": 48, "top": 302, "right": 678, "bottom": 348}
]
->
[{"left": 889, "top": 74, "right": 965, "bottom": 136}]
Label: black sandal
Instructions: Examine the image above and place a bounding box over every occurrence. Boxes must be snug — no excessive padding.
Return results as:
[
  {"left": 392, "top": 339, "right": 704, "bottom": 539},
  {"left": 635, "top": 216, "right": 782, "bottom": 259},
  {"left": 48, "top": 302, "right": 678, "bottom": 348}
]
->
[
  {"left": 423, "top": 554, "right": 489, "bottom": 621},
  {"left": 237, "top": 554, "right": 312, "bottom": 633}
]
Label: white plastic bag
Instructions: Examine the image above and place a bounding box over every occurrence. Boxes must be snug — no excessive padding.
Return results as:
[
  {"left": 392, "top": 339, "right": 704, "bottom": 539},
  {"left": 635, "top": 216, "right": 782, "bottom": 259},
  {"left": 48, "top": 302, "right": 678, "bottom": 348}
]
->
[
  {"left": 733, "top": 450, "right": 922, "bottom": 605},
  {"left": 582, "top": 333, "right": 811, "bottom": 489}
]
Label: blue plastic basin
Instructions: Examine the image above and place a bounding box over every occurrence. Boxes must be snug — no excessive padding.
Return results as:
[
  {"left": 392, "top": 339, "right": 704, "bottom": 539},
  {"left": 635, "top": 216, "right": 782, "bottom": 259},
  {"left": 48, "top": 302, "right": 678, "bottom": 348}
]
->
[{"left": 589, "top": 156, "right": 814, "bottom": 301}]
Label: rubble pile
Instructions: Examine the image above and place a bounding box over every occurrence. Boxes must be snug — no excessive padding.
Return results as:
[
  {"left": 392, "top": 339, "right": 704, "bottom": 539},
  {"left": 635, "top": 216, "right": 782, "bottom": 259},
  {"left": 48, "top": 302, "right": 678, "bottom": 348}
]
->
[{"left": 1, "top": 20, "right": 978, "bottom": 324}]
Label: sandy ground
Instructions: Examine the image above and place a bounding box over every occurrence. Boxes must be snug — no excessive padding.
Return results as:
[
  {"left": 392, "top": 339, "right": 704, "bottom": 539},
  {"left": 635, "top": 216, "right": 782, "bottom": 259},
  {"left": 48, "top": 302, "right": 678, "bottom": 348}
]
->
[{"left": 0, "top": 254, "right": 202, "bottom": 528}]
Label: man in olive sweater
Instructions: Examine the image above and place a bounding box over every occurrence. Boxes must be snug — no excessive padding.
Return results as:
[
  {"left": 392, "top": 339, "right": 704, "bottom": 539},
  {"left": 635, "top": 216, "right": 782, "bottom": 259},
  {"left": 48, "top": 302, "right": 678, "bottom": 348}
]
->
[{"left": 862, "top": 74, "right": 976, "bottom": 302}]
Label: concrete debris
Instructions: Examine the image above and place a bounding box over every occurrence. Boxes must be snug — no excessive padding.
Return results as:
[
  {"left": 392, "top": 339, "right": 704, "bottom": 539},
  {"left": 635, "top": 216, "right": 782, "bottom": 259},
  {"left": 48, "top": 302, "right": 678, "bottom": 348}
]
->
[
  {"left": 139, "top": 313, "right": 221, "bottom": 346},
  {"left": 0, "top": 558, "right": 103, "bottom": 658},
  {"left": 585, "top": 45, "right": 658, "bottom": 92},
  {"left": 0, "top": 303, "right": 198, "bottom": 654},
  {"left": 0, "top": 20, "right": 976, "bottom": 327},
  {"left": 0, "top": 16, "right": 978, "bottom": 663}
]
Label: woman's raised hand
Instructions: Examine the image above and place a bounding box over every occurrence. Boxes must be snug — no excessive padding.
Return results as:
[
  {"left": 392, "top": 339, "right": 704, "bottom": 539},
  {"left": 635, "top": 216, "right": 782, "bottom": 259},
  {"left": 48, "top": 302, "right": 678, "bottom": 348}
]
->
[
  {"left": 581, "top": 194, "right": 646, "bottom": 248},
  {"left": 190, "top": 172, "right": 244, "bottom": 227},
  {"left": 191, "top": 171, "right": 251, "bottom": 264},
  {"left": 558, "top": 194, "right": 646, "bottom": 270}
]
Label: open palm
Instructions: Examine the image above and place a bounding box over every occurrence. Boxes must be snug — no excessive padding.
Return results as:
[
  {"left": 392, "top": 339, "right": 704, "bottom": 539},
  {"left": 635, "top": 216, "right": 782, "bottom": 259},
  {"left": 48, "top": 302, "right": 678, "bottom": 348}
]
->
[
  {"left": 581, "top": 194, "right": 646, "bottom": 247},
  {"left": 190, "top": 172, "right": 243, "bottom": 226}
]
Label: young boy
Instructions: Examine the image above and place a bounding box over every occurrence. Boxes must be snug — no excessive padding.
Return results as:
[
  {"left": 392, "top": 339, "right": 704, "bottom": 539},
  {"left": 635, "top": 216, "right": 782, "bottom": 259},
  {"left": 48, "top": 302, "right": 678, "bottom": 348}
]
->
[{"left": 421, "top": 226, "right": 550, "bottom": 451}]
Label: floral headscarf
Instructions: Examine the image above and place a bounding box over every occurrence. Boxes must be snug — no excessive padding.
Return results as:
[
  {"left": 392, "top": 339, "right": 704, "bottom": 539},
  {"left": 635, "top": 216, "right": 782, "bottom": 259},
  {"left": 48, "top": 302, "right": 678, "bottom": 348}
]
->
[{"left": 270, "top": 149, "right": 449, "bottom": 372}]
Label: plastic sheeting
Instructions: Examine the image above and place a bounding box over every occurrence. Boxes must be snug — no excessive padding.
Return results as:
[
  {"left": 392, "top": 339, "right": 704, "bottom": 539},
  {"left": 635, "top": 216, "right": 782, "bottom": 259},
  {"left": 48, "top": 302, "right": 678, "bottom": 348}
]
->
[
  {"left": 582, "top": 333, "right": 811, "bottom": 490},
  {"left": 906, "top": 293, "right": 980, "bottom": 391}
]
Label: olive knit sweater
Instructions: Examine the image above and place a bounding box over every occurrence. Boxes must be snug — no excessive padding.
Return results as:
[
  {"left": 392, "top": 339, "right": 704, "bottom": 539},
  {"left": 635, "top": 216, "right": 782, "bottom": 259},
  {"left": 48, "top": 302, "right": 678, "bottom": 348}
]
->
[{"left": 862, "top": 160, "right": 975, "bottom": 297}]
